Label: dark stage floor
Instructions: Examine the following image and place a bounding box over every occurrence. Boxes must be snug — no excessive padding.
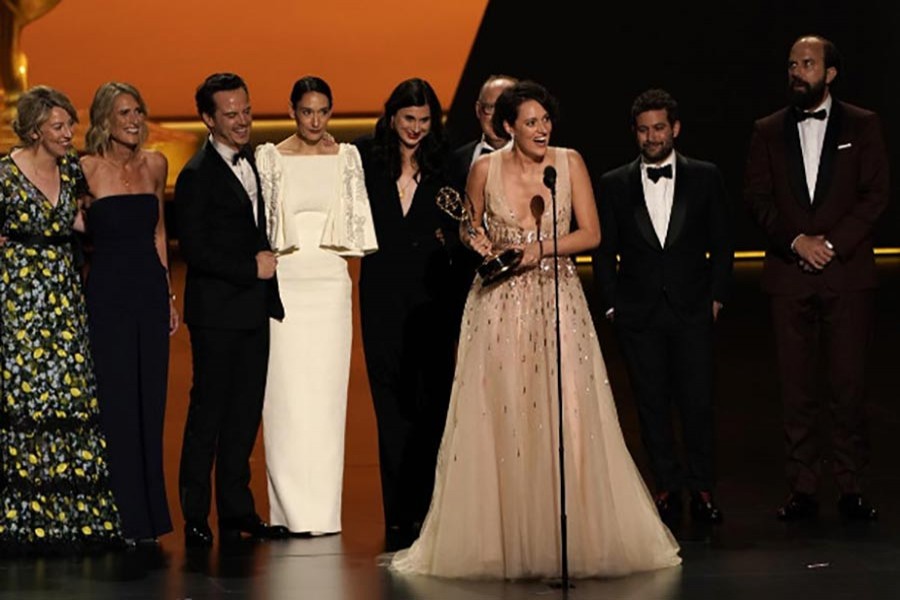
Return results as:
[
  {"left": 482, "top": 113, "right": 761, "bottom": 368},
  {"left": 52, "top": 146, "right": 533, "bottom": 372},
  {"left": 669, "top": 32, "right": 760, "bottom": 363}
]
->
[{"left": 1, "top": 256, "right": 898, "bottom": 600}]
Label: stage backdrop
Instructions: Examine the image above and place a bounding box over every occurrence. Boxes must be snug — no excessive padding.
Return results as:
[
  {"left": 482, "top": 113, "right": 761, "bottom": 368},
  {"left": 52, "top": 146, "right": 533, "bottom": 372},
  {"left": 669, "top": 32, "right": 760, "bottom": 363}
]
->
[
  {"left": 20, "top": 0, "right": 488, "bottom": 117},
  {"left": 445, "top": 0, "right": 900, "bottom": 250}
]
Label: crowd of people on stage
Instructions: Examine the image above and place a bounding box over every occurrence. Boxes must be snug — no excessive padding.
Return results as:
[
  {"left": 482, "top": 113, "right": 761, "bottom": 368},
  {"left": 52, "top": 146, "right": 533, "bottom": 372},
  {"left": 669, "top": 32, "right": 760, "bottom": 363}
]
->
[{"left": 0, "top": 32, "right": 888, "bottom": 579}]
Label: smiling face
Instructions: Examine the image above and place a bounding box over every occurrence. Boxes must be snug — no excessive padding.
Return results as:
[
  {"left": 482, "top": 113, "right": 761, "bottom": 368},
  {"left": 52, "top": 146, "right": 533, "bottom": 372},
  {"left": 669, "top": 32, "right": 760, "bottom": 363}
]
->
[
  {"left": 108, "top": 93, "right": 146, "bottom": 148},
  {"left": 634, "top": 108, "right": 679, "bottom": 164},
  {"left": 787, "top": 37, "right": 835, "bottom": 110},
  {"left": 202, "top": 87, "right": 252, "bottom": 150},
  {"left": 505, "top": 99, "right": 552, "bottom": 159},
  {"left": 391, "top": 105, "right": 432, "bottom": 151},
  {"left": 34, "top": 106, "right": 75, "bottom": 159},
  {"left": 290, "top": 91, "right": 332, "bottom": 146}
]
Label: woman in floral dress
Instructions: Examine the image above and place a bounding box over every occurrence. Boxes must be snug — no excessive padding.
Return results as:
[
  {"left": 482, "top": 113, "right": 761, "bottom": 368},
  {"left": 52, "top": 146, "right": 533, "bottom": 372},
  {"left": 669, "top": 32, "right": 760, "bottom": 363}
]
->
[{"left": 0, "top": 86, "right": 122, "bottom": 553}]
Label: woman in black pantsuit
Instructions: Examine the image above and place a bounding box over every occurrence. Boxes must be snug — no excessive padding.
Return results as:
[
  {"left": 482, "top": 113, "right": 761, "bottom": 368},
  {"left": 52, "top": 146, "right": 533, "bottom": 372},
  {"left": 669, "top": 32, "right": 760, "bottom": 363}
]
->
[
  {"left": 81, "top": 82, "right": 179, "bottom": 542},
  {"left": 354, "top": 78, "right": 465, "bottom": 552}
]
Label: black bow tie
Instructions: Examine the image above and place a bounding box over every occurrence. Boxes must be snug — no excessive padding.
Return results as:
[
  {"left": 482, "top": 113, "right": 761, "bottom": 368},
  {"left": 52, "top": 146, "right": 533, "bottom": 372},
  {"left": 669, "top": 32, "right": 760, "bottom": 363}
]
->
[
  {"left": 479, "top": 145, "right": 494, "bottom": 156},
  {"left": 231, "top": 146, "right": 253, "bottom": 166},
  {"left": 646, "top": 164, "right": 672, "bottom": 183},
  {"left": 796, "top": 108, "right": 827, "bottom": 122}
]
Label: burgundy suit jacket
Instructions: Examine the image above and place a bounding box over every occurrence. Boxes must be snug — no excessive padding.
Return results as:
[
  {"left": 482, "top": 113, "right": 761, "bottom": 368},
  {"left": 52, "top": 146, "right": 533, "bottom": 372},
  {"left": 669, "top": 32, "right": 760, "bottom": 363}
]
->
[{"left": 743, "top": 100, "right": 890, "bottom": 295}]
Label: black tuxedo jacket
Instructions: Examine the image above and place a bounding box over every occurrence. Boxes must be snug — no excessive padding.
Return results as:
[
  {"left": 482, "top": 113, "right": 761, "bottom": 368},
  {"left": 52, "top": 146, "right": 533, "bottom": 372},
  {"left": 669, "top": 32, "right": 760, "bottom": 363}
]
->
[
  {"left": 743, "top": 100, "right": 890, "bottom": 295},
  {"left": 447, "top": 140, "right": 479, "bottom": 194},
  {"left": 593, "top": 153, "right": 733, "bottom": 326},
  {"left": 175, "top": 140, "right": 284, "bottom": 330}
]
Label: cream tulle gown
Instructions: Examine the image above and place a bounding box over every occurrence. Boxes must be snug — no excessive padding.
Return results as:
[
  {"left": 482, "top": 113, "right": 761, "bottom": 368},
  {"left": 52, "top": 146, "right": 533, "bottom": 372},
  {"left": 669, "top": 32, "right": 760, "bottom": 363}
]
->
[{"left": 391, "top": 148, "right": 681, "bottom": 579}]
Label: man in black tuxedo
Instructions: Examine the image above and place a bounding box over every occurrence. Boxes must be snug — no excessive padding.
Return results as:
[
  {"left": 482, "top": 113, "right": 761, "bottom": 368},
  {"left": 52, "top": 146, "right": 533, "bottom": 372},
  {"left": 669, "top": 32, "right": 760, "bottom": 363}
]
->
[
  {"left": 594, "top": 89, "right": 732, "bottom": 524},
  {"left": 744, "top": 36, "right": 887, "bottom": 521},
  {"left": 447, "top": 74, "right": 518, "bottom": 193},
  {"left": 445, "top": 75, "right": 518, "bottom": 319},
  {"left": 175, "top": 73, "right": 288, "bottom": 546}
]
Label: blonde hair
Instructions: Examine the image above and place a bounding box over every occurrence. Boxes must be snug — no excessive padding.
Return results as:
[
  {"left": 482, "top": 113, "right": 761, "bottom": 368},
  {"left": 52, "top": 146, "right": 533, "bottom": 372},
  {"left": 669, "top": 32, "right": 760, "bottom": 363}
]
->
[
  {"left": 85, "top": 82, "right": 149, "bottom": 154},
  {"left": 11, "top": 85, "right": 78, "bottom": 147}
]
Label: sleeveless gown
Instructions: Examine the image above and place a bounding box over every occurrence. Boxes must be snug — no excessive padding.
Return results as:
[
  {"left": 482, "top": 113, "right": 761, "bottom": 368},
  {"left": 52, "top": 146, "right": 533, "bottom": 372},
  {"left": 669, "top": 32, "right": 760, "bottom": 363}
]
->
[
  {"left": 0, "top": 153, "right": 123, "bottom": 552},
  {"left": 263, "top": 154, "right": 352, "bottom": 534},
  {"left": 391, "top": 148, "right": 681, "bottom": 579},
  {"left": 85, "top": 194, "right": 171, "bottom": 540}
]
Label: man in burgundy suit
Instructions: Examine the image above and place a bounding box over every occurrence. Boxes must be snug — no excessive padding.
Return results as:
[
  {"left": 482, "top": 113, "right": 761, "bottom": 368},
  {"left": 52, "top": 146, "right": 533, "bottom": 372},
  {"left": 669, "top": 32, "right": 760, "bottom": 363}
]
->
[{"left": 744, "top": 35, "right": 889, "bottom": 521}]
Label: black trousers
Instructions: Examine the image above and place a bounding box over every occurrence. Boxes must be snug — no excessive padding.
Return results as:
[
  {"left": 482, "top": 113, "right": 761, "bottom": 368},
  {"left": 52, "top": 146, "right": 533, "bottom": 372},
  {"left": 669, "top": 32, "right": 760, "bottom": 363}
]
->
[
  {"left": 615, "top": 300, "right": 715, "bottom": 494},
  {"left": 179, "top": 324, "right": 269, "bottom": 524},
  {"left": 362, "top": 299, "right": 455, "bottom": 531}
]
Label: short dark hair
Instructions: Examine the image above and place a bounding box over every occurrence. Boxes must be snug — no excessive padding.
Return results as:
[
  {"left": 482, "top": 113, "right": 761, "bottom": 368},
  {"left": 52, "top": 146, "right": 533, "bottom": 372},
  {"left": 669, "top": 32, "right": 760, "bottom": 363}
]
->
[
  {"left": 290, "top": 76, "right": 333, "bottom": 109},
  {"left": 630, "top": 89, "right": 679, "bottom": 127},
  {"left": 491, "top": 80, "right": 559, "bottom": 140},
  {"left": 195, "top": 73, "right": 248, "bottom": 118}
]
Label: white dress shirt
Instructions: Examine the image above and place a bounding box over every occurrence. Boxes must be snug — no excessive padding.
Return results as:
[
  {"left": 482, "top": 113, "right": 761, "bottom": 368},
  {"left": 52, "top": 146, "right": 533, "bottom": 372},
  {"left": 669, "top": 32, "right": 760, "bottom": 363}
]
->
[
  {"left": 469, "top": 136, "right": 512, "bottom": 168},
  {"left": 210, "top": 135, "right": 258, "bottom": 222},
  {"left": 797, "top": 94, "right": 832, "bottom": 201},
  {"left": 641, "top": 153, "right": 676, "bottom": 246}
]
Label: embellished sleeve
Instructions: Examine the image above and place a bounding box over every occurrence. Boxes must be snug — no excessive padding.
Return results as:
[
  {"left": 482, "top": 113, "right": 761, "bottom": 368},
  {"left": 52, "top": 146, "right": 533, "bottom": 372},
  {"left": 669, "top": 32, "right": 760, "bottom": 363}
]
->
[
  {"left": 254, "top": 143, "right": 294, "bottom": 250},
  {"left": 320, "top": 144, "right": 378, "bottom": 256}
]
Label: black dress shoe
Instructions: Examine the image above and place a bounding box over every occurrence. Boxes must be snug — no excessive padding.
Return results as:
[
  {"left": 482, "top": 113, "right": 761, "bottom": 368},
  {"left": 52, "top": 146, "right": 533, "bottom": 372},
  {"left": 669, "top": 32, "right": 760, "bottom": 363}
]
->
[
  {"left": 838, "top": 494, "right": 878, "bottom": 521},
  {"left": 219, "top": 515, "right": 290, "bottom": 541},
  {"left": 776, "top": 492, "right": 819, "bottom": 521},
  {"left": 690, "top": 491, "right": 723, "bottom": 524},
  {"left": 184, "top": 521, "right": 213, "bottom": 548},
  {"left": 654, "top": 491, "right": 683, "bottom": 523},
  {"left": 384, "top": 524, "right": 416, "bottom": 552}
]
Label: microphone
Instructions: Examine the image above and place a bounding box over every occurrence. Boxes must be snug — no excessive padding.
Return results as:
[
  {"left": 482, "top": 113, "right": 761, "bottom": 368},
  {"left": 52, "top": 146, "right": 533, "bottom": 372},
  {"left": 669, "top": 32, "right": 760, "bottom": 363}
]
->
[
  {"left": 543, "top": 166, "right": 557, "bottom": 192},
  {"left": 530, "top": 195, "right": 545, "bottom": 229}
]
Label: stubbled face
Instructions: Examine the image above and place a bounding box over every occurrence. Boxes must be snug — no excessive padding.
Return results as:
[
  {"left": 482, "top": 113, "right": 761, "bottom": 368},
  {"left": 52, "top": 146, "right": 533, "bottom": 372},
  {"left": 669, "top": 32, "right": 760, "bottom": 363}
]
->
[
  {"left": 476, "top": 79, "right": 514, "bottom": 147},
  {"left": 34, "top": 106, "right": 75, "bottom": 158},
  {"left": 108, "top": 93, "right": 145, "bottom": 148},
  {"left": 392, "top": 105, "right": 432, "bottom": 150},
  {"left": 203, "top": 87, "right": 252, "bottom": 150},
  {"left": 634, "top": 109, "right": 679, "bottom": 164},
  {"left": 506, "top": 99, "right": 552, "bottom": 158},
  {"left": 291, "top": 91, "right": 332, "bottom": 145},
  {"left": 787, "top": 38, "right": 834, "bottom": 110}
]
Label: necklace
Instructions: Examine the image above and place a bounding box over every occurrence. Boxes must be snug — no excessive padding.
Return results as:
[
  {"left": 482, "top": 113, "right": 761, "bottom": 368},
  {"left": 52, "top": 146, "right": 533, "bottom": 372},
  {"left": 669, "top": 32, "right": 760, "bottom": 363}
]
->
[{"left": 397, "top": 173, "right": 418, "bottom": 200}]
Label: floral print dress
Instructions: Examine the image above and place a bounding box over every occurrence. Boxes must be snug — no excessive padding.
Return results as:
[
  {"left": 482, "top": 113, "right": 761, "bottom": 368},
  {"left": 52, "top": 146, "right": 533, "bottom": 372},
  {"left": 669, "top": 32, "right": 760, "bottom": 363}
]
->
[{"left": 0, "top": 152, "right": 122, "bottom": 553}]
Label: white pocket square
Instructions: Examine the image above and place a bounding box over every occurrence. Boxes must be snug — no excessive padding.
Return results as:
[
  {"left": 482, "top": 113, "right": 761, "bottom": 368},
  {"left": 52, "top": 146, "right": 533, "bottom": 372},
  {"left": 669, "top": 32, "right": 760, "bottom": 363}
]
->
[{"left": 838, "top": 143, "right": 852, "bottom": 150}]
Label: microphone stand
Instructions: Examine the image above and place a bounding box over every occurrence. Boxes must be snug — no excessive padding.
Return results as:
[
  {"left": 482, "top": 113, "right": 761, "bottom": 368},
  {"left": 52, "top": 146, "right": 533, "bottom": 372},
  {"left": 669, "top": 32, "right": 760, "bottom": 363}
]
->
[{"left": 542, "top": 168, "right": 572, "bottom": 595}]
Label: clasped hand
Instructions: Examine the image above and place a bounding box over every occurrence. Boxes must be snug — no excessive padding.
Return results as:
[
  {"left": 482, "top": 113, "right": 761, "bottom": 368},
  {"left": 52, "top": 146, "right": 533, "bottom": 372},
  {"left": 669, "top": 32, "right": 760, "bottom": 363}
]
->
[{"left": 794, "top": 234, "right": 835, "bottom": 272}]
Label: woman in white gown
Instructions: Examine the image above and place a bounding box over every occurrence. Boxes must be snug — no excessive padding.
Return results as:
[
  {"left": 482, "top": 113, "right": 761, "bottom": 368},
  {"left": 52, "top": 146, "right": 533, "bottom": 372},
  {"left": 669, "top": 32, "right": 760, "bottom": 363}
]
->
[
  {"left": 256, "top": 76, "right": 377, "bottom": 535},
  {"left": 391, "top": 81, "right": 681, "bottom": 578}
]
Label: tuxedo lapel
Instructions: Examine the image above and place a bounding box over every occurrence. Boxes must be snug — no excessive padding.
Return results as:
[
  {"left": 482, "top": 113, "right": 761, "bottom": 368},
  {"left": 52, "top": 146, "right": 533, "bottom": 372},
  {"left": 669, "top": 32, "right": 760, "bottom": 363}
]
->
[
  {"left": 204, "top": 140, "right": 257, "bottom": 221},
  {"left": 628, "top": 159, "right": 663, "bottom": 251},
  {"left": 664, "top": 153, "right": 689, "bottom": 249},
  {"left": 811, "top": 101, "right": 842, "bottom": 208},
  {"left": 782, "top": 111, "right": 812, "bottom": 208}
]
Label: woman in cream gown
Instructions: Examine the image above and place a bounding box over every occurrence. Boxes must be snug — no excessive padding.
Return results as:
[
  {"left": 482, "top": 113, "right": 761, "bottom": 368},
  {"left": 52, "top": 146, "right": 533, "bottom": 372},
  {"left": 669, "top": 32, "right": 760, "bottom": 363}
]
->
[
  {"left": 256, "top": 76, "right": 377, "bottom": 535},
  {"left": 391, "top": 81, "right": 680, "bottom": 579}
]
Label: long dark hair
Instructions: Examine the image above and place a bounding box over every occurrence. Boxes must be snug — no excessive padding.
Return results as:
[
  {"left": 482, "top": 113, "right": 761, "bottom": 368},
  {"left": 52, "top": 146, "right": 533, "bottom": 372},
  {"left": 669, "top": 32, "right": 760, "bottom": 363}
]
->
[{"left": 372, "top": 78, "right": 447, "bottom": 179}]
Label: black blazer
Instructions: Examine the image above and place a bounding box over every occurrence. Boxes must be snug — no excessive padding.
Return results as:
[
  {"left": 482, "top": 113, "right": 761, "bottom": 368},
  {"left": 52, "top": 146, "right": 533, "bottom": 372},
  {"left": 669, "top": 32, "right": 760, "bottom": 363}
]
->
[
  {"left": 593, "top": 153, "right": 733, "bottom": 326},
  {"left": 353, "top": 135, "right": 468, "bottom": 330},
  {"left": 446, "top": 140, "right": 478, "bottom": 194},
  {"left": 175, "top": 140, "right": 284, "bottom": 330}
]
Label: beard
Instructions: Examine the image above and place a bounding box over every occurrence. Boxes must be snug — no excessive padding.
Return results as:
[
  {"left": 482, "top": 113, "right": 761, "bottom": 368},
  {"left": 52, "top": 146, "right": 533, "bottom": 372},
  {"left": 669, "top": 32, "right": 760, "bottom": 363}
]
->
[
  {"left": 788, "top": 76, "right": 827, "bottom": 110},
  {"left": 640, "top": 139, "right": 674, "bottom": 164}
]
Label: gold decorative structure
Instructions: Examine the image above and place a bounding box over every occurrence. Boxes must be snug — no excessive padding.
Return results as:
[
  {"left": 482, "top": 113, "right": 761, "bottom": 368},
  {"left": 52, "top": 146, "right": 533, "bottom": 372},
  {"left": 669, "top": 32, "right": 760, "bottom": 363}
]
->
[{"left": 1, "top": 0, "right": 62, "bottom": 121}]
